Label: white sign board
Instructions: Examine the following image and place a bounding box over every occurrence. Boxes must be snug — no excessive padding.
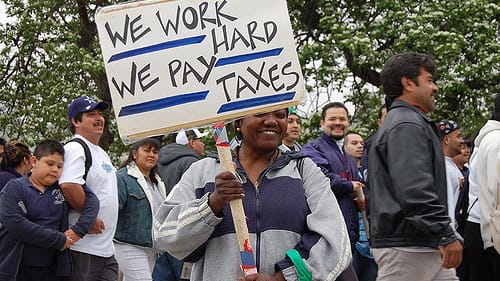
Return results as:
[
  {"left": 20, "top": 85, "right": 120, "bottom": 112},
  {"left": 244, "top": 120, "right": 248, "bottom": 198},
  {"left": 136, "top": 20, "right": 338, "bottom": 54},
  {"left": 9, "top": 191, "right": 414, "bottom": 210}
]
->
[{"left": 95, "top": 0, "right": 306, "bottom": 143}]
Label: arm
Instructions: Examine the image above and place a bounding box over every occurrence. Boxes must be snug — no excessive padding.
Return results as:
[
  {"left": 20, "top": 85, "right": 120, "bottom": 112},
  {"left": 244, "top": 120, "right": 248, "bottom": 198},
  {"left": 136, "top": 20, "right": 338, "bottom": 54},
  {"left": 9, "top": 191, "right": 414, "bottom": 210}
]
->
[
  {"left": 59, "top": 142, "right": 88, "bottom": 212},
  {"left": 154, "top": 159, "right": 223, "bottom": 260},
  {"left": 116, "top": 171, "right": 129, "bottom": 211},
  {"left": 60, "top": 183, "right": 85, "bottom": 212},
  {"left": 476, "top": 133, "right": 500, "bottom": 248},
  {"left": 275, "top": 158, "right": 351, "bottom": 280},
  {"left": 0, "top": 181, "right": 67, "bottom": 250},
  {"left": 68, "top": 184, "right": 100, "bottom": 238}
]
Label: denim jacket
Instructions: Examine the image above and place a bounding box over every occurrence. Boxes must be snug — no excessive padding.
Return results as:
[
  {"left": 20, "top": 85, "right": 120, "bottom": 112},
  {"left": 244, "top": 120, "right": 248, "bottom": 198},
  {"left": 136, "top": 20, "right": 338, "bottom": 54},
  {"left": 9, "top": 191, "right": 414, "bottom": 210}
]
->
[{"left": 114, "top": 163, "right": 166, "bottom": 248}]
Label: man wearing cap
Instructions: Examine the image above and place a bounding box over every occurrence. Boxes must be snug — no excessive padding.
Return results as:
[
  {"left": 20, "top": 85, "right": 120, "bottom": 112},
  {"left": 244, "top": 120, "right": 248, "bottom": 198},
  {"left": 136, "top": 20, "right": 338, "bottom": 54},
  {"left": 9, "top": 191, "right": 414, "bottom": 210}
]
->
[
  {"left": 59, "top": 95, "right": 119, "bottom": 281},
  {"left": 279, "top": 108, "right": 302, "bottom": 152},
  {"left": 439, "top": 120, "right": 465, "bottom": 229},
  {"left": 368, "top": 52, "right": 462, "bottom": 280},
  {"left": 154, "top": 128, "right": 208, "bottom": 281},
  {"left": 157, "top": 128, "right": 208, "bottom": 195}
]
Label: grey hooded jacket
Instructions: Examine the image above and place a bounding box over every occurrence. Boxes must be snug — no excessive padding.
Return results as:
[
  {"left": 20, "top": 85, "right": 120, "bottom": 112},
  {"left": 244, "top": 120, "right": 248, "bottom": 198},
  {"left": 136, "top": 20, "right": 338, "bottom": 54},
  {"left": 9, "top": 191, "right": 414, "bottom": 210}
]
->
[{"left": 158, "top": 143, "right": 201, "bottom": 196}]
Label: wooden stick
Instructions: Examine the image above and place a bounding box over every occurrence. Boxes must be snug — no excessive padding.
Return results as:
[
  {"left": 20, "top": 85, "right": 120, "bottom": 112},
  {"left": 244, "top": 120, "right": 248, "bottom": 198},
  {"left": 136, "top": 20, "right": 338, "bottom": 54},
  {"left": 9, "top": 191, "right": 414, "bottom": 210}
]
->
[
  {"left": 212, "top": 121, "right": 258, "bottom": 276},
  {"left": 357, "top": 188, "right": 370, "bottom": 238}
]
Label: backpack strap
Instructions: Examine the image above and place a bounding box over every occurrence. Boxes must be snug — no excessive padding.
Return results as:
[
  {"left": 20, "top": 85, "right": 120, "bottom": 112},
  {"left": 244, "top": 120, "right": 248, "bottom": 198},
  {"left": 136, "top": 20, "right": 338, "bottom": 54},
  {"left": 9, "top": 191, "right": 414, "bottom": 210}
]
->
[{"left": 66, "top": 138, "right": 92, "bottom": 180}]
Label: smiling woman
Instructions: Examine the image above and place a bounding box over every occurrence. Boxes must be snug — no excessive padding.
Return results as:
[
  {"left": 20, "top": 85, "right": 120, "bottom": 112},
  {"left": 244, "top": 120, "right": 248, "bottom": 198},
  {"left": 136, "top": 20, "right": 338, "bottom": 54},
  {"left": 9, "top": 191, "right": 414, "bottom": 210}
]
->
[
  {"left": 154, "top": 109, "right": 351, "bottom": 281},
  {"left": 114, "top": 138, "right": 167, "bottom": 281}
]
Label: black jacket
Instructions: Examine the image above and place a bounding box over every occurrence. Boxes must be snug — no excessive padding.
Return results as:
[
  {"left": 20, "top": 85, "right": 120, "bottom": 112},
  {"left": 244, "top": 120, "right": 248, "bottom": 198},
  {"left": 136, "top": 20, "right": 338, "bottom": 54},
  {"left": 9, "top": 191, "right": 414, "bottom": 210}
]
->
[{"left": 368, "top": 101, "right": 457, "bottom": 248}]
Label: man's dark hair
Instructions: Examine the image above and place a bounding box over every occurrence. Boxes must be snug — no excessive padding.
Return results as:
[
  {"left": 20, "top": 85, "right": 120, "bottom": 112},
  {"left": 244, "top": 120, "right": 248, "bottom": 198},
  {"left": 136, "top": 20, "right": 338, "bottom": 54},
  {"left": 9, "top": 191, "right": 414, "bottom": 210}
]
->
[
  {"left": 380, "top": 52, "right": 436, "bottom": 107},
  {"left": 33, "top": 140, "right": 64, "bottom": 159},
  {"left": 345, "top": 131, "right": 363, "bottom": 141},
  {"left": 492, "top": 94, "right": 500, "bottom": 121},
  {"left": 69, "top": 112, "right": 83, "bottom": 134},
  {"left": 120, "top": 138, "right": 161, "bottom": 185},
  {"left": 321, "top": 102, "right": 349, "bottom": 121}
]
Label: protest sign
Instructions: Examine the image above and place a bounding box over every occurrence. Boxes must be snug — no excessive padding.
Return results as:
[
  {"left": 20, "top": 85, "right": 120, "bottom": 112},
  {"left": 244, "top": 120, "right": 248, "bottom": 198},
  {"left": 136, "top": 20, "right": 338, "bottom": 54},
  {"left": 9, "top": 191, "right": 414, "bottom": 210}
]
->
[{"left": 95, "top": 0, "right": 306, "bottom": 143}]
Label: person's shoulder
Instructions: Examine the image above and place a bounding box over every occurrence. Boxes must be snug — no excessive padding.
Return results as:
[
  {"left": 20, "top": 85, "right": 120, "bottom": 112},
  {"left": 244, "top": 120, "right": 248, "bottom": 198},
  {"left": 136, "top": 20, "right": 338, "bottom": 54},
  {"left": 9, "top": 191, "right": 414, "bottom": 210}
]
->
[
  {"left": 116, "top": 166, "right": 128, "bottom": 176},
  {"left": 383, "top": 108, "right": 427, "bottom": 132},
  {"left": 187, "top": 156, "right": 216, "bottom": 170},
  {"left": 302, "top": 136, "right": 323, "bottom": 149},
  {"left": 63, "top": 137, "right": 87, "bottom": 154},
  {"left": 2, "top": 176, "right": 28, "bottom": 193}
]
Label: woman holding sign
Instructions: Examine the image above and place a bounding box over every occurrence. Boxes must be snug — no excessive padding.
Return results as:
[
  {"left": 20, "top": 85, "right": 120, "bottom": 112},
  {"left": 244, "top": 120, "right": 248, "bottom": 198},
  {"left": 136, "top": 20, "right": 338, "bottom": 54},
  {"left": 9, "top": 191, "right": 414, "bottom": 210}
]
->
[{"left": 154, "top": 109, "right": 351, "bottom": 281}]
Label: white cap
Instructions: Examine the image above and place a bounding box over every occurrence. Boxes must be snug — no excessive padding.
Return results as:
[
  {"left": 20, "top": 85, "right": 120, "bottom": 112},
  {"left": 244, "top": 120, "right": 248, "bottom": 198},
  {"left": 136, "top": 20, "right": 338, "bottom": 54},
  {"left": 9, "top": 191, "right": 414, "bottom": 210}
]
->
[{"left": 175, "top": 128, "right": 209, "bottom": 145}]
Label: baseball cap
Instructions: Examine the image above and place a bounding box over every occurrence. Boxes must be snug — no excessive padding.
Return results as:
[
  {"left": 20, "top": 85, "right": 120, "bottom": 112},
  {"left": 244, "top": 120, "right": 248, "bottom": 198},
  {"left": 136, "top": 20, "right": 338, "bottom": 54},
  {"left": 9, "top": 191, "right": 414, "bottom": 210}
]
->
[
  {"left": 176, "top": 128, "right": 209, "bottom": 145},
  {"left": 438, "top": 120, "right": 460, "bottom": 138},
  {"left": 462, "top": 137, "right": 473, "bottom": 147},
  {"left": 68, "top": 96, "right": 108, "bottom": 121}
]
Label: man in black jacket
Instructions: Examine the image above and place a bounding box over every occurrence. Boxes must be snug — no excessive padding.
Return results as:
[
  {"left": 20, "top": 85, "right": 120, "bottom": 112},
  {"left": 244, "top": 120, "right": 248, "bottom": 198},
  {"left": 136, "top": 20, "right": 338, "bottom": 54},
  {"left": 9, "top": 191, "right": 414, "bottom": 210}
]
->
[{"left": 368, "top": 52, "right": 462, "bottom": 280}]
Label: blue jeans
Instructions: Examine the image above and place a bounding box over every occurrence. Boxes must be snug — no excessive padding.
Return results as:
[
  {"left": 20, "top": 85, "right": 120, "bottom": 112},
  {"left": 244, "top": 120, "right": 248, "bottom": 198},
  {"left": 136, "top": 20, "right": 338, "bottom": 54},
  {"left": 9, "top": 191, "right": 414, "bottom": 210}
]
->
[
  {"left": 352, "top": 249, "right": 377, "bottom": 281},
  {"left": 152, "top": 252, "right": 185, "bottom": 281}
]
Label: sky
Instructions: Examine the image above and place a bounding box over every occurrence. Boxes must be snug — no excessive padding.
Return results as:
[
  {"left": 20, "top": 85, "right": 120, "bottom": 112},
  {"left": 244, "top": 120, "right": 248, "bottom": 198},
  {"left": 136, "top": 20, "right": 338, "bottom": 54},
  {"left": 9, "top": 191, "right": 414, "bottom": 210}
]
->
[
  {"left": 0, "top": 2, "right": 12, "bottom": 24},
  {"left": 0, "top": 2, "right": 6, "bottom": 21}
]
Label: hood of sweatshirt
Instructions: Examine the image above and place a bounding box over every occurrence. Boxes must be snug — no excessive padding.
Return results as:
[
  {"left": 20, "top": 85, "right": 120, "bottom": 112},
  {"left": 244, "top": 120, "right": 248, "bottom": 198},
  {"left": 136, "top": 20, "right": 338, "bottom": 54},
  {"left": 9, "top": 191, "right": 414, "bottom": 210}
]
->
[
  {"left": 474, "top": 120, "right": 500, "bottom": 148},
  {"left": 158, "top": 143, "right": 200, "bottom": 166}
]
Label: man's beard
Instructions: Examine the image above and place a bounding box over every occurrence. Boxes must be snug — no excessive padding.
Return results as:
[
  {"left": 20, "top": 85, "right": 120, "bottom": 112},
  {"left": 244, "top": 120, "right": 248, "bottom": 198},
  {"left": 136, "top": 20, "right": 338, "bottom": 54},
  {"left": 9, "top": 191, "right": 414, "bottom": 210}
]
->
[{"left": 329, "top": 134, "right": 344, "bottom": 141}]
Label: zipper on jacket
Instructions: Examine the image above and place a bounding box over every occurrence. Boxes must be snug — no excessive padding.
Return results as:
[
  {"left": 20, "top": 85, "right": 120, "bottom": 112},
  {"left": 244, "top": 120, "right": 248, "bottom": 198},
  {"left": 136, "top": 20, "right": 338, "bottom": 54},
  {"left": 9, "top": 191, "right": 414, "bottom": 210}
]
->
[
  {"left": 253, "top": 165, "right": 271, "bottom": 272},
  {"left": 254, "top": 180, "right": 261, "bottom": 272}
]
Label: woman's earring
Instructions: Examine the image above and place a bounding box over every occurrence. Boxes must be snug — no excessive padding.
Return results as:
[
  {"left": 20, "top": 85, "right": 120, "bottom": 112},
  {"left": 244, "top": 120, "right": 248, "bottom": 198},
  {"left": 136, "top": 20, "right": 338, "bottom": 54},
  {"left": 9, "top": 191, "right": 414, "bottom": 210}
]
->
[{"left": 236, "top": 127, "right": 241, "bottom": 132}]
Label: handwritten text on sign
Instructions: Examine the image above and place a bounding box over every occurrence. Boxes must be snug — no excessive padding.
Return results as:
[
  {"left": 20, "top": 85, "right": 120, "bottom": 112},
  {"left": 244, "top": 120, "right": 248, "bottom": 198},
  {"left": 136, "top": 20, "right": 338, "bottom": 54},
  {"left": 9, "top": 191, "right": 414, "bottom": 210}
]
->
[{"left": 96, "top": 0, "right": 305, "bottom": 142}]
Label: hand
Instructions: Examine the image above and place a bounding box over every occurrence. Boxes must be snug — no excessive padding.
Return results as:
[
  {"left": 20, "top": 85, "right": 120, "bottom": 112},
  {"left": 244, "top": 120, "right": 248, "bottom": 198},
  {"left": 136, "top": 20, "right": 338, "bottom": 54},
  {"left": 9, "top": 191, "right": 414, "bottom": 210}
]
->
[
  {"left": 354, "top": 197, "right": 366, "bottom": 211},
  {"left": 238, "top": 271, "right": 285, "bottom": 281},
  {"left": 438, "top": 240, "right": 463, "bottom": 268},
  {"left": 351, "top": 181, "right": 364, "bottom": 194},
  {"left": 209, "top": 171, "right": 244, "bottom": 214},
  {"left": 61, "top": 233, "right": 76, "bottom": 250},
  {"left": 64, "top": 229, "right": 81, "bottom": 244},
  {"left": 88, "top": 217, "right": 105, "bottom": 234}
]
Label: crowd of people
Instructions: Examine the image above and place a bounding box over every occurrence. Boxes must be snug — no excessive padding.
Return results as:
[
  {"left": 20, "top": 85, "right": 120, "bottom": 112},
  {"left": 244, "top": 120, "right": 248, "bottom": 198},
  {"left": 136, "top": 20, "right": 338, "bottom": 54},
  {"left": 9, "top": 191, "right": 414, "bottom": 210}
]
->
[{"left": 0, "top": 51, "right": 499, "bottom": 281}]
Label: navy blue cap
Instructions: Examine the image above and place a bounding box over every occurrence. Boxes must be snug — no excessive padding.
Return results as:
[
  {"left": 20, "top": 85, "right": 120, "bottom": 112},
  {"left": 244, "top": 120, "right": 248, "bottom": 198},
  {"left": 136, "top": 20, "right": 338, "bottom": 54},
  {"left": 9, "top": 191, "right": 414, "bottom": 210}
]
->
[{"left": 67, "top": 96, "right": 108, "bottom": 121}]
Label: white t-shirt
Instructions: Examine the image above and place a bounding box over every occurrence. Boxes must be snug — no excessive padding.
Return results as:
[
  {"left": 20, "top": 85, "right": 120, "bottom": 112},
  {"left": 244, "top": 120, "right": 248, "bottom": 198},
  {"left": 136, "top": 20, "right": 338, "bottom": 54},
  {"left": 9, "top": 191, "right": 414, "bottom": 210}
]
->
[
  {"left": 59, "top": 135, "right": 118, "bottom": 257},
  {"left": 445, "top": 156, "right": 464, "bottom": 226}
]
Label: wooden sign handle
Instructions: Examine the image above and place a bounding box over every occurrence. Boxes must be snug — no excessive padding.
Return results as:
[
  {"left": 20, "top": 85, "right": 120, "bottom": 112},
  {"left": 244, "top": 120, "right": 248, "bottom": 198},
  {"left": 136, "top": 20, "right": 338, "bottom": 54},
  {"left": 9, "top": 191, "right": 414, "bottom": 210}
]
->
[{"left": 212, "top": 121, "right": 258, "bottom": 276}]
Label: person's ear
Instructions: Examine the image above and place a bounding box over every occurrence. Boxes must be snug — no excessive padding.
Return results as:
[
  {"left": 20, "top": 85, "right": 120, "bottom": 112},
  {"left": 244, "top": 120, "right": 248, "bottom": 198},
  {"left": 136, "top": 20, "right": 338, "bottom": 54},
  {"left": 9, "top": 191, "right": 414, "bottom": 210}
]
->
[
  {"left": 188, "top": 139, "right": 196, "bottom": 148},
  {"left": 401, "top": 76, "right": 414, "bottom": 92},
  {"left": 71, "top": 117, "right": 80, "bottom": 127},
  {"left": 443, "top": 135, "right": 450, "bottom": 145},
  {"left": 29, "top": 155, "right": 37, "bottom": 167}
]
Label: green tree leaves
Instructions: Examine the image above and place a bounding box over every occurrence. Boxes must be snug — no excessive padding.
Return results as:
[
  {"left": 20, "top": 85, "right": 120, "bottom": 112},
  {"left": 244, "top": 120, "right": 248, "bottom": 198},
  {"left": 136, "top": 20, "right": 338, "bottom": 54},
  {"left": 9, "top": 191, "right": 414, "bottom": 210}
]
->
[{"left": 0, "top": 0, "right": 498, "bottom": 162}]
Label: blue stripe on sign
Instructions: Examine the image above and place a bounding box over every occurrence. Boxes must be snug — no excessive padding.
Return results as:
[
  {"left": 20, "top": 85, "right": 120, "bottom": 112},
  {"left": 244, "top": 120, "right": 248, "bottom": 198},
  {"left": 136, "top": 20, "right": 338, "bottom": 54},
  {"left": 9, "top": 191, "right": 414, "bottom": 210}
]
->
[
  {"left": 118, "top": 90, "right": 209, "bottom": 117},
  {"left": 217, "top": 91, "right": 296, "bottom": 114},
  {"left": 215, "top": 48, "right": 283, "bottom": 67},
  {"left": 108, "top": 35, "right": 206, "bottom": 63}
]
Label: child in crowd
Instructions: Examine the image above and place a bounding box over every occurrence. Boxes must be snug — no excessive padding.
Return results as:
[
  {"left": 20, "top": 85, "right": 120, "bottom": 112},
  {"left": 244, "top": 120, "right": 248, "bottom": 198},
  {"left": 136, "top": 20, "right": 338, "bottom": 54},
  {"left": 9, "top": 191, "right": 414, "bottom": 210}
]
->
[{"left": 0, "top": 139, "right": 99, "bottom": 281}]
